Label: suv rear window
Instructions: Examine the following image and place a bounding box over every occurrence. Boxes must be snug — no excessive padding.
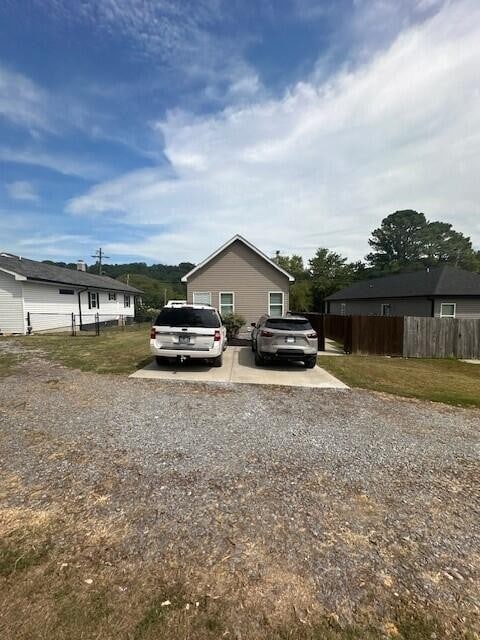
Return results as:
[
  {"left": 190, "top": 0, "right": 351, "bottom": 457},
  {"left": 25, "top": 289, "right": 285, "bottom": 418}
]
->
[
  {"left": 265, "top": 318, "right": 312, "bottom": 331},
  {"left": 154, "top": 307, "right": 221, "bottom": 328}
]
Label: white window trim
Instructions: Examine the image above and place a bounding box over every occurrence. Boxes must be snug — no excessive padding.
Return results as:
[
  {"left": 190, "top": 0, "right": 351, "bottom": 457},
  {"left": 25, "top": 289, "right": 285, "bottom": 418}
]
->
[
  {"left": 192, "top": 291, "right": 212, "bottom": 305},
  {"left": 219, "top": 291, "right": 235, "bottom": 315},
  {"left": 440, "top": 302, "right": 456, "bottom": 318},
  {"left": 268, "top": 291, "right": 284, "bottom": 316},
  {"left": 381, "top": 303, "right": 391, "bottom": 317},
  {"left": 340, "top": 303, "right": 346, "bottom": 316}
]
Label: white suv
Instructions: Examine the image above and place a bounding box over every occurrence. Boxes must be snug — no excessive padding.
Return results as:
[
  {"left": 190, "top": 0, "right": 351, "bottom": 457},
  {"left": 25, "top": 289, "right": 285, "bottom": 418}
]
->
[{"left": 150, "top": 305, "right": 227, "bottom": 367}]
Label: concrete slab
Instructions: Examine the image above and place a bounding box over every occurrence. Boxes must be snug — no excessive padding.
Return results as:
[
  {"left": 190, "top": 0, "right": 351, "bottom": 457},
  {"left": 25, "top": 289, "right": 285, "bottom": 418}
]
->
[
  {"left": 130, "top": 346, "right": 235, "bottom": 383},
  {"left": 130, "top": 346, "right": 348, "bottom": 389},
  {"left": 462, "top": 359, "right": 480, "bottom": 365}
]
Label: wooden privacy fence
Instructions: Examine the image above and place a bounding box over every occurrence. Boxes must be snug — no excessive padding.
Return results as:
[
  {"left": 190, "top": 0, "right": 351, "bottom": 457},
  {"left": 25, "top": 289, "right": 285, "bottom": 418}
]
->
[
  {"left": 403, "top": 316, "right": 480, "bottom": 359},
  {"left": 349, "top": 315, "right": 404, "bottom": 356},
  {"left": 297, "top": 312, "right": 480, "bottom": 358}
]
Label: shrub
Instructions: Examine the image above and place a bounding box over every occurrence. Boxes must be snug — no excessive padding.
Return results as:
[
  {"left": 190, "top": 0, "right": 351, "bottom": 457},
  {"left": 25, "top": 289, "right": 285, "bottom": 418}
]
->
[{"left": 222, "top": 312, "right": 246, "bottom": 340}]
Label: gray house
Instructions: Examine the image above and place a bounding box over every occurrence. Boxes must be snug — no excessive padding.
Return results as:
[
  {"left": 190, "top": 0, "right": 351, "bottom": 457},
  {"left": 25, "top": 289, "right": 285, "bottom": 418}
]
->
[
  {"left": 326, "top": 265, "right": 480, "bottom": 319},
  {"left": 181, "top": 235, "right": 294, "bottom": 326}
]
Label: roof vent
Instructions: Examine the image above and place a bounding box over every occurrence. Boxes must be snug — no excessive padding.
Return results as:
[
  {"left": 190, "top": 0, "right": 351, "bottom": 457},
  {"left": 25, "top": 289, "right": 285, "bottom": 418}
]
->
[{"left": 76, "top": 260, "right": 86, "bottom": 272}]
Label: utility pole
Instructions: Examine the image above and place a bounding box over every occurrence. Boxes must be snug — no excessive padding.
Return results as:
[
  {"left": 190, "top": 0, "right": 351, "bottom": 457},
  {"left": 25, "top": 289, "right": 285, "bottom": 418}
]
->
[{"left": 91, "top": 248, "right": 110, "bottom": 275}]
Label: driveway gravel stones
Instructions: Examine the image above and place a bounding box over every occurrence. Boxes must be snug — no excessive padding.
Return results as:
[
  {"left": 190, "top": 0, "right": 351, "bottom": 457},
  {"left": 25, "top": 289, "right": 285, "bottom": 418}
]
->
[{"left": 0, "top": 341, "right": 479, "bottom": 635}]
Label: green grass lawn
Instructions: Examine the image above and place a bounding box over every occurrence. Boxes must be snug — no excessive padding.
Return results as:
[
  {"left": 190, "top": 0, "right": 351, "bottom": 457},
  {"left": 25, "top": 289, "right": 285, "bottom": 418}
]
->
[
  {"left": 318, "top": 355, "right": 480, "bottom": 408},
  {"left": 16, "top": 323, "right": 152, "bottom": 375},
  {"left": 0, "top": 352, "right": 21, "bottom": 377}
]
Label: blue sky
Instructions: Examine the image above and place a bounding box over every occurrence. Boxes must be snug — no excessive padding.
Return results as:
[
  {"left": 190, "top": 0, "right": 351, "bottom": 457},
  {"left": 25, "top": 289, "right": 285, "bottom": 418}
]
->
[{"left": 1, "top": 0, "right": 479, "bottom": 265}]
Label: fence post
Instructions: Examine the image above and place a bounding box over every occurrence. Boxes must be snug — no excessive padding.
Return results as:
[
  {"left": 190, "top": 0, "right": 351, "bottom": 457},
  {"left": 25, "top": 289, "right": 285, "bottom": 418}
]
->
[
  {"left": 95, "top": 312, "right": 100, "bottom": 336},
  {"left": 318, "top": 314, "right": 326, "bottom": 351},
  {"left": 71, "top": 313, "right": 76, "bottom": 337}
]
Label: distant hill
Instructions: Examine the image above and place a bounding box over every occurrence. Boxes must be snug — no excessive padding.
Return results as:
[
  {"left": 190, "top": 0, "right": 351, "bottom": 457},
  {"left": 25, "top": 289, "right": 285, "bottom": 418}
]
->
[
  {"left": 42, "top": 260, "right": 194, "bottom": 308},
  {"left": 42, "top": 260, "right": 194, "bottom": 283}
]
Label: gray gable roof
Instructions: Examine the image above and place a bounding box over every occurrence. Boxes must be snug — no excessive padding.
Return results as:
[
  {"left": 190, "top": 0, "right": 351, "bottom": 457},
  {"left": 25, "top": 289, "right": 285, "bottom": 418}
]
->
[
  {"left": 0, "top": 253, "right": 142, "bottom": 294},
  {"left": 326, "top": 265, "right": 480, "bottom": 301}
]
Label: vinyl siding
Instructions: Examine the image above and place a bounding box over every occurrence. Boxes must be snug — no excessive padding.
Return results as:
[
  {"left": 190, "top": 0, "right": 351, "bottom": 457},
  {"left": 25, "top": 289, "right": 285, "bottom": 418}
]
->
[
  {"left": 433, "top": 298, "right": 480, "bottom": 319},
  {"left": 0, "top": 270, "right": 24, "bottom": 334},
  {"left": 329, "top": 296, "right": 480, "bottom": 318},
  {"left": 328, "top": 297, "right": 433, "bottom": 317},
  {"left": 186, "top": 239, "right": 290, "bottom": 327},
  {"left": 23, "top": 282, "right": 135, "bottom": 332}
]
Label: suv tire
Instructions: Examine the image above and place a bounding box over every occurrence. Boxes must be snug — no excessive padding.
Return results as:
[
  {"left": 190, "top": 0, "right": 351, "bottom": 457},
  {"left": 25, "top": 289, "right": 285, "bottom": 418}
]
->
[
  {"left": 254, "top": 351, "right": 264, "bottom": 366},
  {"left": 304, "top": 356, "right": 316, "bottom": 369},
  {"left": 212, "top": 354, "right": 223, "bottom": 368}
]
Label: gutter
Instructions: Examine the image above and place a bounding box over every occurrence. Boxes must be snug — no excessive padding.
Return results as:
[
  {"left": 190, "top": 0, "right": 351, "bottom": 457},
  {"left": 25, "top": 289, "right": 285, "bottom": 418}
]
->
[{"left": 77, "top": 287, "right": 88, "bottom": 329}]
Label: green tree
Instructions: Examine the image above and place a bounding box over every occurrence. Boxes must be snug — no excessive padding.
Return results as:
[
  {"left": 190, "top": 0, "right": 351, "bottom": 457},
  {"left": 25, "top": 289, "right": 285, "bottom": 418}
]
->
[
  {"left": 366, "top": 210, "right": 427, "bottom": 272},
  {"left": 308, "top": 248, "right": 362, "bottom": 309},
  {"left": 274, "top": 254, "right": 308, "bottom": 280},
  {"left": 289, "top": 281, "right": 313, "bottom": 311},
  {"left": 422, "top": 221, "right": 478, "bottom": 269},
  {"left": 367, "top": 210, "right": 479, "bottom": 272},
  {"left": 117, "top": 274, "right": 184, "bottom": 309}
]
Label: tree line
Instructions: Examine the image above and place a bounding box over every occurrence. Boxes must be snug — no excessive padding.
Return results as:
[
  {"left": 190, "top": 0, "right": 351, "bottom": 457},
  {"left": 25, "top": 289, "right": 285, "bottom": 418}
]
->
[
  {"left": 275, "top": 210, "right": 480, "bottom": 311},
  {"left": 45, "top": 210, "right": 479, "bottom": 312}
]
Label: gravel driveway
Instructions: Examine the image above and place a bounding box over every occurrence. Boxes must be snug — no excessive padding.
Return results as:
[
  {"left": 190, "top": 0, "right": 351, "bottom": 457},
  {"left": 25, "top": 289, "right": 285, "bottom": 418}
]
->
[{"left": 1, "top": 342, "right": 479, "bottom": 637}]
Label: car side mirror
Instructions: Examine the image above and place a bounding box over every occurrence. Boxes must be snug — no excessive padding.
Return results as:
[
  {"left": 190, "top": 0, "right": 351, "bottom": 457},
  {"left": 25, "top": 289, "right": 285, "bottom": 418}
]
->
[{"left": 250, "top": 322, "right": 256, "bottom": 327}]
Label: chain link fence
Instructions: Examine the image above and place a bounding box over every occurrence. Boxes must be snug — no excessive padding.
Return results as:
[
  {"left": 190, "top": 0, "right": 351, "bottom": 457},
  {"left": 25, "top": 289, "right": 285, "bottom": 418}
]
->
[{"left": 25, "top": 312, "right": 142, "bottom": 336}]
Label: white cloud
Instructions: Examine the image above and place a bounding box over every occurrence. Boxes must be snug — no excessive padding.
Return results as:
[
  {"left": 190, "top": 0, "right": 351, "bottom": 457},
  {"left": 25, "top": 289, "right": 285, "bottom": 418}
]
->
[
  {"left": 0, "top": 66, "right": 55, "bottom": 133},
  {"left": 6, "top": 180, "right": 39, "bottom": 202},
  {"left": 34, "top": 0, "right": 261, "bottom": 103},
  {"left": 0, "top": 147, "right": 111, "bottom": 180},
  {"left": 68, "top": 0, "right": 480, "bottom": 263}
]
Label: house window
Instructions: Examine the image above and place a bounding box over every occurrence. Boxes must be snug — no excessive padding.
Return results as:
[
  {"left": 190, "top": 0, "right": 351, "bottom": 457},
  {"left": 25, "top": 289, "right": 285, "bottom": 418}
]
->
[
  {"left": 381, "top": 303, "right": 391, "bottom": 317},
  {"left": 219, "top": 292, "right": 234, "bottom": 316},
  {"left": 108, "top": 292, "right": 117, "bottom": 301},
  {"left": 59, "top": 288, "right": 74, "bottom": 295},
  {"left": 268, "top": 292, "right": 284, "bottom": 316},
  {"left": 88, "top": 292, "right": 99, "bottom": 309},
  {"left": 340, "top": 303, "right": 346, "bottom": 316},
  {"left": 440, "top": 303, "right": 456, "bottom": 318},
  {"left": 124, "top": 295, "right": 131, "bottom": 308},
  {"left": 193, "top": 291, "right": 211, "bottom": 305}
]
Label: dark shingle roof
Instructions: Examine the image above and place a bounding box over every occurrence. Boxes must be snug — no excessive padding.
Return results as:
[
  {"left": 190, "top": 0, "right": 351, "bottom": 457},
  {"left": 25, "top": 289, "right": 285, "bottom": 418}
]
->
[
  {"left": 0, "top": 253, "right": 142, "bottom": 294},
  {"left": 326, "top": 265, "right": 480, "bottom": 301}
]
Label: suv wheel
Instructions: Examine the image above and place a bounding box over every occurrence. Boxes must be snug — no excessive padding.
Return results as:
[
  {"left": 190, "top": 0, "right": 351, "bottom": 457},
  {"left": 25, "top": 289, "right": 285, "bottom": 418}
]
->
[
  {"left": 254, "top": 351, "right": 264, "bottom": 366},
  {"left": 212, "top": 354, "right": 223, "bottom": 368},
  {"left": 304, "top": 356, "right": 316, "bottom": 369}
]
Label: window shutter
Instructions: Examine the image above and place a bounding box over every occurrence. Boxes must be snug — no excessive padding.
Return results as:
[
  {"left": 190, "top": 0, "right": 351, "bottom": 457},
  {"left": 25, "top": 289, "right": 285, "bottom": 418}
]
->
[
  {"left": 97, "top": 293, "right": 100, "bottom": 309},
  {"left": 88, "top": 292, "right": 92, "bottom": 309}
]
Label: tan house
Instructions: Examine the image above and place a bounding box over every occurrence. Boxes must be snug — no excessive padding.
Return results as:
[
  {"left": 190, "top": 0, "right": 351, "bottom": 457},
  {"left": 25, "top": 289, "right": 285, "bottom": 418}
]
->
[{"left": 181, "top": 235, "right": 294, "bottom": 326}]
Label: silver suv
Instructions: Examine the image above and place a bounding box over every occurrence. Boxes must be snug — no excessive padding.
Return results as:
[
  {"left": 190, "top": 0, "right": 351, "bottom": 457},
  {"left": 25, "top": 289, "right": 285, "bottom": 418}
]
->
[
  {"left": 251, "top": 315, "right": 318, "bottom": 368},
  {"left": 150, "top": 305, "right": 227, "bottom": 367}
]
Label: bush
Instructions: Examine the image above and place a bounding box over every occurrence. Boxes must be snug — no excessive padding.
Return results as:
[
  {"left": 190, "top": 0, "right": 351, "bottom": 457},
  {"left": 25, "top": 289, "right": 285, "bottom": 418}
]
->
[
  {"left": 135, "top": 304, "right": 159, "bottom": 322},
  {"left": 222, "top": 312, "right": 246, "bottom": 340}
]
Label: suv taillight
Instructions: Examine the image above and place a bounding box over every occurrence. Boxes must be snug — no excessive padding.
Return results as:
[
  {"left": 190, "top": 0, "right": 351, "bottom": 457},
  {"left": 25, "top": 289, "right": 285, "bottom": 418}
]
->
[
  {"left": 214, "top": 330, "right": 221, "bottom": 341},
  {"left": 260, "top": 330, "right": 274, "bottom": 337},
  {"left": 150, "top": 327, "right": 156, "bottom": 339},
  {"left": 307, "top": 332, "right": 317, "bottom": 339}
]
